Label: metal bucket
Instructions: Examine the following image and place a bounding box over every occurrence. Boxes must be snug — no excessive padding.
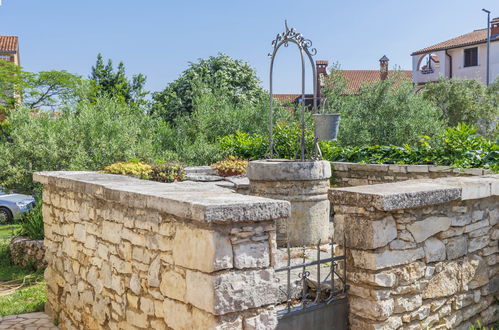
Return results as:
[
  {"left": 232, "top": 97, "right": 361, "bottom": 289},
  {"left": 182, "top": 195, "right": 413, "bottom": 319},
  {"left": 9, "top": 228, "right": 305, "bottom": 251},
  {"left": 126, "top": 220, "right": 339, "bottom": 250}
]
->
[{"left": 313, "top": 113, "right": 340, "bottom": 141}]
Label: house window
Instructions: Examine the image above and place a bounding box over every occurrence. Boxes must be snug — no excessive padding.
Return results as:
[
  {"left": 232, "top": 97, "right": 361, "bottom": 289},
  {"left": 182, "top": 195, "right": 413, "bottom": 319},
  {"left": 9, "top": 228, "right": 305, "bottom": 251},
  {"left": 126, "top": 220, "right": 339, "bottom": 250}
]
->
[
  {"left": 0, "top": 55, "right": 11, "bottom": 62},
  {"left": 464, "top": 47, "right": 478, "bottom": 67}
]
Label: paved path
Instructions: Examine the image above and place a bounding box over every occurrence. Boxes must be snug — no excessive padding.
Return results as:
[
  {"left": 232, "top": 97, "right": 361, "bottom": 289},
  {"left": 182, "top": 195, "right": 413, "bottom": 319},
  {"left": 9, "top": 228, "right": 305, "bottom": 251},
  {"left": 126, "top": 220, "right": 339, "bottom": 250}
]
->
[{"left": 0, "top": 312, "right": 58, "bottom": 330}]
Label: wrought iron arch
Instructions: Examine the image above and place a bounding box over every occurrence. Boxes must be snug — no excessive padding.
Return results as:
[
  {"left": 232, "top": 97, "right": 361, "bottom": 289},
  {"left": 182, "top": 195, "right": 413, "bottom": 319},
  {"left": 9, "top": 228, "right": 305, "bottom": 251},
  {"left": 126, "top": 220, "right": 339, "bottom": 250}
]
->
[{"left": 268, "top": 21, "right": 318, "bottom": 160}]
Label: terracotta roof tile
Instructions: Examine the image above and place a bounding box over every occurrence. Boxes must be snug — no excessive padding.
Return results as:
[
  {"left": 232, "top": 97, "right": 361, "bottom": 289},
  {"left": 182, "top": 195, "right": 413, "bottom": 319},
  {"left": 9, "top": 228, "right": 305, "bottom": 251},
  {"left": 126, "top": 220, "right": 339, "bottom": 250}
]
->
[
  {"left": 0, "top": 36, "right": 18, "bottom": 53},
  {"left": 411, "top": 28, "right": 498, "bottom": 55},
  {"left": 339, "top": 70, "right": 412, "bottom": 93},
  {"left": 273, "top": 94, "right": 301, "bottom": 103}
]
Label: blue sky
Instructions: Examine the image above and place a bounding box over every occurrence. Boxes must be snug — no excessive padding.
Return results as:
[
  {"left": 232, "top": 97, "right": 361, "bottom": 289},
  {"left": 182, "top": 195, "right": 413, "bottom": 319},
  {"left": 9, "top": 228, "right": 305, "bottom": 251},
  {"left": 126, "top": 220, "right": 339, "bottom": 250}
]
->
[{"left": 1, "top": 0, "right": 498, "bottom": 93}]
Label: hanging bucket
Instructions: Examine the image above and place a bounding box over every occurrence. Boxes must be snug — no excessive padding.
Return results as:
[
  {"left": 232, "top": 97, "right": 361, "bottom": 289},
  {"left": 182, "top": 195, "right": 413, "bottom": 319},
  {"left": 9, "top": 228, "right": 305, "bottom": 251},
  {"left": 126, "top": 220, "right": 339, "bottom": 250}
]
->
[{"left": 313, "top": 113, "right": 341, "bottom": 141}]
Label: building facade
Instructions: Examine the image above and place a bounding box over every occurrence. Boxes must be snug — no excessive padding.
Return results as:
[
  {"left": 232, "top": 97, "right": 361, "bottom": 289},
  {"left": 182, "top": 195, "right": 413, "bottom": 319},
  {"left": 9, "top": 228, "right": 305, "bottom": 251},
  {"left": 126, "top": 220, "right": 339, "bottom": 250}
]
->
[
  {"left": 411, "top": 18, "right": 499, "bottom": 85},
  {"left": 0, "top": 35, "right": 20, "bottom": 65}
]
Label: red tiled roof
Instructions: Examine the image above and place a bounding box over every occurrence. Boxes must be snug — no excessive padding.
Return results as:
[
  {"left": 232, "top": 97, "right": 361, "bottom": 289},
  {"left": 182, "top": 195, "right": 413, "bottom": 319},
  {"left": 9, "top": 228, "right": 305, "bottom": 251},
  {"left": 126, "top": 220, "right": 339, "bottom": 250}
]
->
[
  {"left": 411, "top": 28, "right": 498, "bottom": 55},
  {"left": 273, "top": 94, "right": 302, "bottom": 104},
  {"left": 0, "top": 36, "right": 18, "bottom": 53},
  {"left": 339, "top": 70, "right": 412, "bottom": 93}
]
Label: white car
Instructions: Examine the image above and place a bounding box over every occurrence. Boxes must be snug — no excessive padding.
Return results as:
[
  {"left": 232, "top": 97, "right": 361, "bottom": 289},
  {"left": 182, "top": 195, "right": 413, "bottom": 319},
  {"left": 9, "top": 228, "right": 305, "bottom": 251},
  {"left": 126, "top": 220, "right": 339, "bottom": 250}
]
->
[{"left": 0, "top": 188, "right": 35, "bottom": 224}]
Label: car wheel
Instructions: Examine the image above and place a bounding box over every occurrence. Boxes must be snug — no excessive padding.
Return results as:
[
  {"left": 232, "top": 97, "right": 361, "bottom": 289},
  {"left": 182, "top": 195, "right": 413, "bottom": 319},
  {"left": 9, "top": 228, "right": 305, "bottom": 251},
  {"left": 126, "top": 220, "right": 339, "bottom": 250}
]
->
[{"left": 0, "top": 207, "right": 13, "bottom": 225}]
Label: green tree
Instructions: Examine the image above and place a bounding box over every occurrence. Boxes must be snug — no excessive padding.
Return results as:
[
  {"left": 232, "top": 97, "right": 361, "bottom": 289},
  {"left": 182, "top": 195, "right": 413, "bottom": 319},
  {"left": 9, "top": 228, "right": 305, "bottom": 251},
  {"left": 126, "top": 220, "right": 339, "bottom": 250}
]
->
[
  {"left": 0, "top": 60, "right": 26, "bottom": 113},
  {"left": 89, "top": 54, "right": 148, "bottom": 107},
  {"left": 151, "top": 54, "right": 266, "bottom": 123},
  {"left": 0, "top": 97, "right": 175, "bottom": 193},
  {"left": 422, "top": 78, "right": 499, "bottom": 133},
  {"left": 323, "top": 71, "right": 445, "bottom": 146},
  {"left": 0, "top": 60, "right": 82, "bottom": 111},
  {"left": 23, "top": 70, "right": 83, "bottom": 110}
]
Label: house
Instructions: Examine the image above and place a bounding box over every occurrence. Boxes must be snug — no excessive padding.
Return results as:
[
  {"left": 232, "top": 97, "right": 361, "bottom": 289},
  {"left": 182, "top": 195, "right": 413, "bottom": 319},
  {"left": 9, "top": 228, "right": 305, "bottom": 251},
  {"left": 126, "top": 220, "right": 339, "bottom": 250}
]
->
[
  {"left": 411, "top": 17, "right": 499, "bottom": 85},
  {"left": 273, "top": 57, "right": 412, "bottom": 106},
  {"left": 0, "top": 35, "right": 20, "bottom": 65}
]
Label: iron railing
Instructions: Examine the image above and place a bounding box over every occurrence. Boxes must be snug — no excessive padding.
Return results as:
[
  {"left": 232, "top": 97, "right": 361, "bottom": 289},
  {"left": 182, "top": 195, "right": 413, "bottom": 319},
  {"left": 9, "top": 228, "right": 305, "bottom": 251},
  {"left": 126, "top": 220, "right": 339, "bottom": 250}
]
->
[{"left": 275, "top": 238, "right": 348, "bottom": 316}]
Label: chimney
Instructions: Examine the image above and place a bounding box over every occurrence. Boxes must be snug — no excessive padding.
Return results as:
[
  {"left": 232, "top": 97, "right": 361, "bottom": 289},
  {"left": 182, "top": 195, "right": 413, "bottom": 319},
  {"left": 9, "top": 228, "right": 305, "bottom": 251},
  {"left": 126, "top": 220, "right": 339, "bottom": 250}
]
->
[
  {"left": 379, "top": 55, "right": 389, "bottom": 80},
  {"left": 491, "top": 17, "right": 499, "bottom": 38},
  {"left": 315, "top": 60, "right": 328, "bottom": 101}
]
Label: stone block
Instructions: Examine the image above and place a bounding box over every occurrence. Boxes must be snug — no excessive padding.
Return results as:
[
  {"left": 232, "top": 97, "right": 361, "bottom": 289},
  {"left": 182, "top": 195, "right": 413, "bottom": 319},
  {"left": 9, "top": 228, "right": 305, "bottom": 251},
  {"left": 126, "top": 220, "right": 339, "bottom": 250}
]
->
[
  {"left": 147, "top": 256, "right": 161, "bottom": 288},
  {"left": 329, "top": 182, "right": 460, "bottom": 211},
  {"left": 101, "top": 221, "right": 123, "bottom": 244},
  {"left": 173, "top": 226, "right": 233, "bottom": 272},
  {"left": 348, "top": 272, "right": 397, "bottom": 288},
  {"left": 435, "top": 177, "right": 493, "bottom": 200},
  {"left": 407, "top": 216, "right": 451, "bottom": 243},
  {"left": 349, "top": 296, "right": 394, "bottom": 321},
  {"left": 389, "top": 239, "right": 417, "bottom": 250},
  {"left": 445, "top": 236, "right": 468, "bottom": 260},
  {"left": 464, "top": 219, "right": 489, "bottom": 233},
  {"left": 393, "top": 261, "right": 426, "bottom": 285},
  {"left": 233, "top": 242, "right": 270, "bottom": 269},
  {"left": 438, "top": 226, "right": 465, "bottom": 239},
  {"left": 185, "top": 269, "right": 277, "bottom": 315},
  {"left": 160, "top": 269, "right": 186, "bottom": 302},
  {"left": 74, "top": 224, "right": 86, "bottom": 243},
  {"left": 388, "top": 164, "right": 407, "bottom": 173},
  {"left": 424, "top": 237, "right": 446, "bottom": 263},
  {"left": 351, "top": 248, "right": 424, "bottom": 271},
  {"left": 162, "top": 298, "right": 192, "bottom": 329},
  {"left": 406, "top": 165, "right": 429, "bottom": 173},
  {"left": 349, "top": 315, "right": 403, "bottom": 330},
  {"left": 468, "top": 226, "right": 490, "bottom": 238},
  {"left": 139, "top": 297, "right": 155, "bottom": 316},
  {"left": 243, "top": 309, "right": 278, "bottom": 330},
  {"left": 451, "top": 215, "right": 472, "bottom": 227},
  {"left": 422, "top": 258, "right": 477, "bottom": 299},
  {"left": 347, "top": 216, "right": 397, "bottom": 249},
  {"left": 394, "top": 295, "right": 422, "bottom": 313},
  {"left": 468, "top": 235, "right": 489, "bottom": 253},
  {"left": 125, "top": 310, "right": 148, "bottom": 328}
]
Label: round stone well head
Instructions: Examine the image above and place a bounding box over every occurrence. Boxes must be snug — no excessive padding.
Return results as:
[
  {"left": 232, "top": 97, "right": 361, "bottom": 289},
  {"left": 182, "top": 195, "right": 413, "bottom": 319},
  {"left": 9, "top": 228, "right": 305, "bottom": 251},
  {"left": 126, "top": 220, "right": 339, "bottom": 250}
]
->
[{"left": 247, "top": 159, "right": 332, "bottom": 247}]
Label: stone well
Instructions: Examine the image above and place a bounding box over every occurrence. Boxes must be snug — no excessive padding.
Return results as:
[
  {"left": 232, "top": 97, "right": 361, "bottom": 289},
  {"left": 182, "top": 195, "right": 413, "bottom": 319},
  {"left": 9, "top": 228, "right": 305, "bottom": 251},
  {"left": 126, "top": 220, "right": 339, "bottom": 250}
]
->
[{"left": 247, "top": 160, "right": 331, "bottom": 246}]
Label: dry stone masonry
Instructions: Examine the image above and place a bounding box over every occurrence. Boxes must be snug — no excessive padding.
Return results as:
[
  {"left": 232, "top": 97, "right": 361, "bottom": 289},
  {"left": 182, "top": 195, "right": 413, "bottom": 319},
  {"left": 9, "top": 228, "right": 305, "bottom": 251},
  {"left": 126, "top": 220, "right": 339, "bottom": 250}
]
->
[
  {"left": 34, "top": 171, "right": 290, "bottom": 330},
  {"left": 331, "top": 162, "right": 491, "bottom": 187},
  {"left": 9, "top": 236, "right": 46, "bottom": 269},
  {"left": 330, "top": 175, "right": 499, "bottom": 329}
]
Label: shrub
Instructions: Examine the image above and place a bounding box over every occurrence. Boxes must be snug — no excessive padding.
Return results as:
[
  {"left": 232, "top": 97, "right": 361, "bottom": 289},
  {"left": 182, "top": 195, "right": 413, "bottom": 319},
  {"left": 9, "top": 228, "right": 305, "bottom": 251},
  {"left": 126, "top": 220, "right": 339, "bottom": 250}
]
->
[
  {"left": 422, "top": 78, "right": 499, "bottom": 133},
  {"left": 17, "top": 195, "right": 44, "bottom": 240},
  {"left": 0, "top": 97, "right": 175, "bottom": 193},
  {"left": 102, "top": 160, "right": 152, "bottom": 179},
  {"left": 149, "top": 162, "right": 186, "bottom": 182},
  {"left": 211, "top": 156, "right": 249, "bottom": 177},
  {"left": 219, "top": 121, "right": 316, "bottom": 160},
  {"left": 322, "top": 71, "right": 445, "bottom": 146},
  {"left": 219, "top": 123, "right": 498, "bottom": 170}
]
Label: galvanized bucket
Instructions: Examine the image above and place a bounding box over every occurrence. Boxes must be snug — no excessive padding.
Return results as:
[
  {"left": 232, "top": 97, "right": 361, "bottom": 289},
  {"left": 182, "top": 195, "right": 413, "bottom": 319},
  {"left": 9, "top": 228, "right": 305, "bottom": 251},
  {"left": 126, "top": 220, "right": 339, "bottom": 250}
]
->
[{"left": 313, "top": 113, "right": 341, "bottom": 141}]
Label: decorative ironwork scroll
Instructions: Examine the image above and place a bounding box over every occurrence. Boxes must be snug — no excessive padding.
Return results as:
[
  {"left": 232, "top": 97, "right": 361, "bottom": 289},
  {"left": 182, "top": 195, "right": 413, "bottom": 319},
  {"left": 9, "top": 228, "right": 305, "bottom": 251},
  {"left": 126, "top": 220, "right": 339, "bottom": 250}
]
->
[{"left": 268, "top": 21, "right": 318, "bottom": 160}]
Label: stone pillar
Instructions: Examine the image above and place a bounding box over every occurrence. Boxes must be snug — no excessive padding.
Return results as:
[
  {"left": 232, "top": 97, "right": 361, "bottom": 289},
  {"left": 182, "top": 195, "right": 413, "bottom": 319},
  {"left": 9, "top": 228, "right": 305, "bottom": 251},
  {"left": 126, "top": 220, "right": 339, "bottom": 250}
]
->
[
  {"left": 329, "top": 175, "right": 499, "bottom": 329},
  {"left": 34, "top": 171, "right": 290, "bottom": 330},
  {"left": 247, "top": 160, "right": 331, "bottom": 246}
]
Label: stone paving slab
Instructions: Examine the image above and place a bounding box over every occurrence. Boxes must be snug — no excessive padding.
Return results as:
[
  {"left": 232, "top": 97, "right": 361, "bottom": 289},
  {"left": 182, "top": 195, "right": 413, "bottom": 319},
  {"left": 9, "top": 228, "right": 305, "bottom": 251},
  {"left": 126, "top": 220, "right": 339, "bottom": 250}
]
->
[{"left": 0, "top": 312, "right": 58, "bottom": 330}]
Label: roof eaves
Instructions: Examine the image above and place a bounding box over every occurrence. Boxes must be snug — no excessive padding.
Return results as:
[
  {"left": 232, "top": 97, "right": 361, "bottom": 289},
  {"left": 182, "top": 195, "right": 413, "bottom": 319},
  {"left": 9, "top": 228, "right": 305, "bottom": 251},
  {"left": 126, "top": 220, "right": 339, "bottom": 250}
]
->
[{"left": 410, "top": 38, "right": 499, "bottom": 56}]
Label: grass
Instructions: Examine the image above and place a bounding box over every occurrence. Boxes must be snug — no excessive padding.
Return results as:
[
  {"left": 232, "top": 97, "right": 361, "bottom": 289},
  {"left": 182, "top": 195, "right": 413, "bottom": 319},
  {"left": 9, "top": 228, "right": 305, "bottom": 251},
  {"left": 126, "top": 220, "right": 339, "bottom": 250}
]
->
[
  {"left": 0, "top": 224, "right": 46, "bottom": 317},
  {"left": 0, "top": 282, "right": 46, "bottom": 317},
  {"left": 0, "top": 224, "right": 19, "bottom": 240}
]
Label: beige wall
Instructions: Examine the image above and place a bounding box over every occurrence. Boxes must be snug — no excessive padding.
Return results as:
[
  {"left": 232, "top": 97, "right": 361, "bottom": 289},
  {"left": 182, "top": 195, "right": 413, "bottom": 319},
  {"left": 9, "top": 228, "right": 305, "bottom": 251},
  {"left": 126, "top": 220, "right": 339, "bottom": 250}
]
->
[
  {"left": 34, "top": 171, "right": 290, "bottom": 330},
  {"left": 330, "top": 175, "right": 499, "bottom": 329}
]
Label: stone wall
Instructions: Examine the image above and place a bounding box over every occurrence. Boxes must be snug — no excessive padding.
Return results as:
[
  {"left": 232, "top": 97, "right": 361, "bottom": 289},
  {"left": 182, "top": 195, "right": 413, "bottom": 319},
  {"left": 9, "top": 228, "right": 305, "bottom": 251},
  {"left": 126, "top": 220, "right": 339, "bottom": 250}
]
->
[
  {"left": 9, "top": 236, "right": 46, "bottom": 269},
  {"left": 34, "top": 171, "right": 290, "bottom": 330},
  {"left": 331, "top": 162, "right": 491, "bottom": 187},
  {"left": 329, "top": 175, "right": 499, "bottom": 329}
]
